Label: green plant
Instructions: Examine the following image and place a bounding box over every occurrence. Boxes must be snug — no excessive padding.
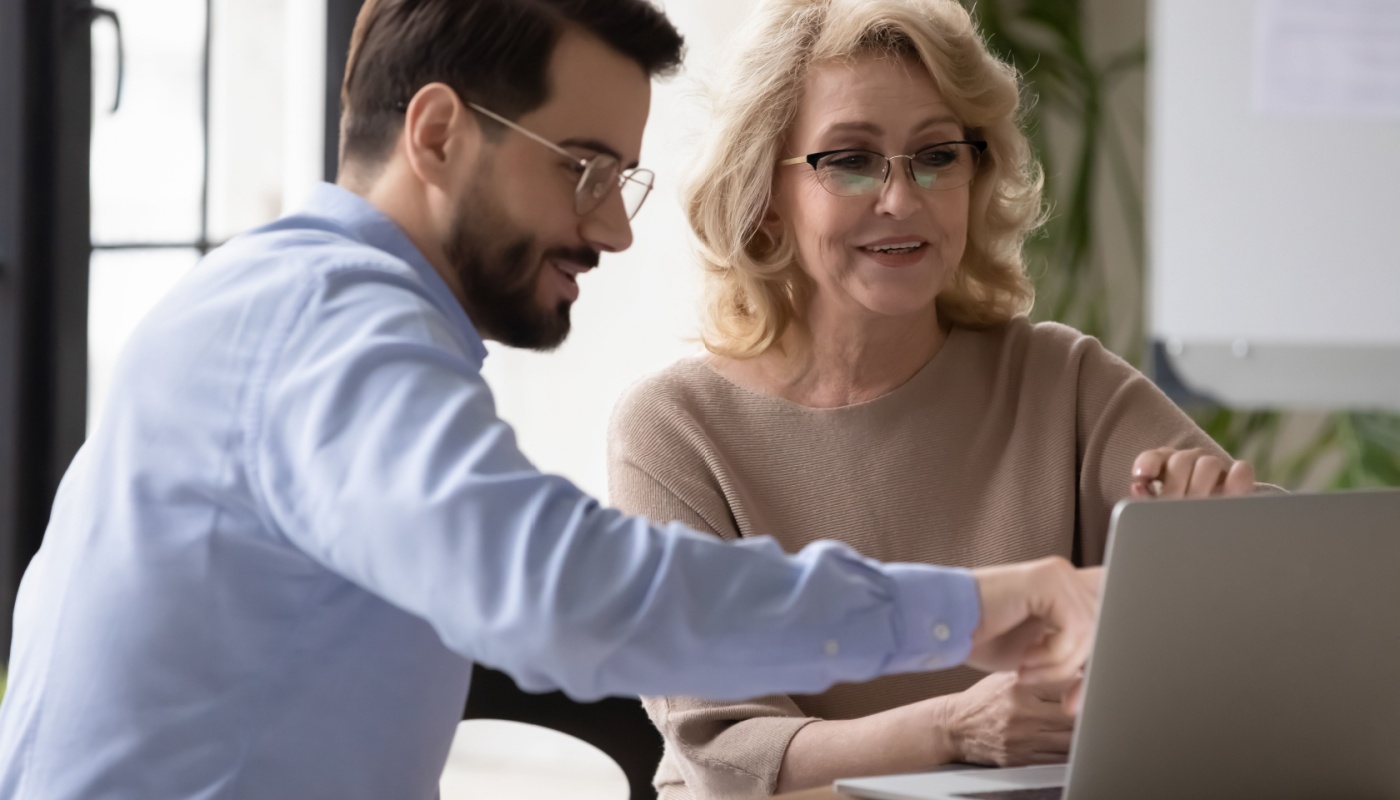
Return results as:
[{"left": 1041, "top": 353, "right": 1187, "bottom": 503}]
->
[
  {"left": 965, "top": 0, "right": 1400, "bottom": 490},
  {"left": 971, "top": 0, "right": 1145, "bottom": 349}
]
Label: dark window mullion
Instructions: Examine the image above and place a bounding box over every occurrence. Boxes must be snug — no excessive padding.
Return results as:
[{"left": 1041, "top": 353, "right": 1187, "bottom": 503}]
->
[
  {"left": 325, "top": 1, "right": 366, "bottom": 182},
  {"left": 0, "top": 0, "right": 94, "bottom": 664},
  {"left": 0, "top": 0, "right": 29, "bottom": 666}
]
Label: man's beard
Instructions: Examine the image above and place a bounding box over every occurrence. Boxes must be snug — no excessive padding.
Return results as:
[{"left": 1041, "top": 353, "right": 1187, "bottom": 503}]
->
[{"left": 444, "top": 184, "right": 597, "bottom": 352}]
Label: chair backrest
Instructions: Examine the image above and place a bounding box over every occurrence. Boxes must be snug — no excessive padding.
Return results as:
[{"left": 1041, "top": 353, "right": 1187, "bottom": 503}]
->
[{"left": 463, "top": 663, "right": 663, "bottom": 800}]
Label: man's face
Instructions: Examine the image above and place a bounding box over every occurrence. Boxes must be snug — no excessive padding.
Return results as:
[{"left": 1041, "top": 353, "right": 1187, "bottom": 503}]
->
[{"left": 443, "top": 29, "right": 651, "bottom": 350}]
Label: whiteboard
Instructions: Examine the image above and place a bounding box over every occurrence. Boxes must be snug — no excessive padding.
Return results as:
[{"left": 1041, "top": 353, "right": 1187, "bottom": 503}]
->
[{"left": 1149, "top": 0, "right": 1400, "bottom": 411}]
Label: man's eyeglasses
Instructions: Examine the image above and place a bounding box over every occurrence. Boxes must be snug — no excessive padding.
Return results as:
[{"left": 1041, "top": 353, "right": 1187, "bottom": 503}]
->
[
  {"left": 778, "top": 141, "right": 987, "bottom": 197},
  {"left": 392, "top": 99, "right": 654, "bottom": 219},
  {"left": 467, "top": 103, "right": 654, "bottom": 220}
]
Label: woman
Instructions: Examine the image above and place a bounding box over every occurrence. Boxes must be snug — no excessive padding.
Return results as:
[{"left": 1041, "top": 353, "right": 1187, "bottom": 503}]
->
[{"left": 607, "top": 0, "right": 1259, "bottom": 796}]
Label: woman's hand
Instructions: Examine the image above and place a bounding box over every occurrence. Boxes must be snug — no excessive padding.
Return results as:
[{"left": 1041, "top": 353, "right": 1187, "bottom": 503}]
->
[
  {"left": 1131, "top": 447, "right": 1255, "bottom": 499},
  {"left": 939, "top": 672, "right": 1076, "bottom": 767},
  {"left": 779, "top": 561, "right": 1098, "bottom": 794},
  {"left": 778, "top": 671, "right": 1077, "bottom": 793}
]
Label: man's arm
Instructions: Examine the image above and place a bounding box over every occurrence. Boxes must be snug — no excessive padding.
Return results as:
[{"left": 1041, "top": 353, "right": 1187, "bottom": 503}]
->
[{"left": 248, "top": 271, "right": 1093, "bottom": 701}]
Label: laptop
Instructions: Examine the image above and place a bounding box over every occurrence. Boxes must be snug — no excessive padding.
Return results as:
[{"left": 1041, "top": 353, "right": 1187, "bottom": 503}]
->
[{"left": 836, "top": 490, "right": 1400, "bottom": 800}]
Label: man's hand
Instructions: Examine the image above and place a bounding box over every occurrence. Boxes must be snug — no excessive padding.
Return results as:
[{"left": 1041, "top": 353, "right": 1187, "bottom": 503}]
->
[
  {"left": 938, "top": 671, "right": 1076, "bottom": 766},
  {"left": 1131, "top": 447, "right": 1254, "bottom": 499},
  {"left": 966, "top": 558, "right": 1100, "bottom": 713}
]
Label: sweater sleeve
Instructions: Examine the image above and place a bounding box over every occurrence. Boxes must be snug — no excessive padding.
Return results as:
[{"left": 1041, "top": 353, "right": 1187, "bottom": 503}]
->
[
  {"left": 607, "top": 374, "right": 819, "bottom": 799},
  {"left": 1066, "top": 328, "right": 1273, "bottom": 566}
]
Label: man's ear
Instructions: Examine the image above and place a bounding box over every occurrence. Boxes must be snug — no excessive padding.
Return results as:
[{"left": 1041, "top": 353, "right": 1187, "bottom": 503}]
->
[{"left": 401, "top": 82, "right": 479, "bottom": 190}]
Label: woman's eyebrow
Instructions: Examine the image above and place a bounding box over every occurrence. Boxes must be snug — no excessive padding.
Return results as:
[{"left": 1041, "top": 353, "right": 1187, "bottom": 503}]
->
[
  {"left": 818, "top": 115, "right": 962, "bottom": 140},
  {"left": 917, "top": 121, "right": 965, "bottom": 139},
  {"left": 819, "top": 120, "right": 883, "bottom": 137}
]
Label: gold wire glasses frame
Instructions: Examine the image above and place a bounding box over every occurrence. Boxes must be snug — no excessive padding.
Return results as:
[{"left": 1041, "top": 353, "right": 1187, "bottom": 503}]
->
[
  {"left": 778, "top": 141, "right": 987, "bottom": 197},
  {"left": 465, "top": 102, "right": 655, "bottom": 220}
]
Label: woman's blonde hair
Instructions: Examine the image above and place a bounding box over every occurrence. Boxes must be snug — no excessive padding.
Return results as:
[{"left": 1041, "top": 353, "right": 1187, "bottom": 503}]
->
[{"left": 689, "top": 0, "right": 1043, "bottom": 358}]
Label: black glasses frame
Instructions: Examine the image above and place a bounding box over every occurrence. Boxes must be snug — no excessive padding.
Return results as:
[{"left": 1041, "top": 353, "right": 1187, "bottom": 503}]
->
[{"left": 778, "top": 140, "right": 988, "bottom": 195}]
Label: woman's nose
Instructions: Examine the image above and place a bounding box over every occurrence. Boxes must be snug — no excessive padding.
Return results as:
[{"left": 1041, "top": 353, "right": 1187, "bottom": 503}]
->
[{"left": 874, "top": 157, "right": 920, "bottom": 218}]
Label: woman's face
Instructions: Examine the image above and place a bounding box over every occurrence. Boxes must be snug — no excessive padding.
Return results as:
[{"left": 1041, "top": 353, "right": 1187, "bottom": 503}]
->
[{"left": 772, "top": 55, "right": 970, "bottom": 324}]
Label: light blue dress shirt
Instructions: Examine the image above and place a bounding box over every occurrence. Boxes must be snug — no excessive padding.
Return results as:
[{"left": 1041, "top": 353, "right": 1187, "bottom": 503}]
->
[{"left": 0, "top": 184, "right": 980, "bottom": 799}]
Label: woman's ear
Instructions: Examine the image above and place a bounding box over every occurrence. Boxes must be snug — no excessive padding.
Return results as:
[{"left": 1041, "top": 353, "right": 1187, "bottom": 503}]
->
[
  {"left": 761, "top": 207, "right": 781, "bottom": 235},
  {"left": 749, "top": 201, "right": 784, "bottom": 253},
  {"left": 759, "top": 185, "right": 784, "bottom": 240}
]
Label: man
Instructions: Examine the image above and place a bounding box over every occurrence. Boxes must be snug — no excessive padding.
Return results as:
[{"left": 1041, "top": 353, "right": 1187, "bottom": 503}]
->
[{"left": 0, "top": 1, "right": 1099, "bottom": 798}]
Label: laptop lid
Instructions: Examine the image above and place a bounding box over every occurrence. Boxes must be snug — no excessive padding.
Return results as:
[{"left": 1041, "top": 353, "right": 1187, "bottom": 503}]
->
[
  {"left": 836, "top": 490, "right": 1400, "bottom": 800},
  {"left": 1065, "top": 490, "right": 1400, "bottom": 800}
]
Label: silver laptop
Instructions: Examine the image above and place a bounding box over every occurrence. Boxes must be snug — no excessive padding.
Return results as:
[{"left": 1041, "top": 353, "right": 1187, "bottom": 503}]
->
[{"left": 836, "top": 490, "right": 1400, "bottom": 800}]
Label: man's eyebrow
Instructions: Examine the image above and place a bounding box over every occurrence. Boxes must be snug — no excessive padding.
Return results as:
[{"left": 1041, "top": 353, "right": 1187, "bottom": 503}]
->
[{"left": 559, "top": 137, "right": 639, "bottom": 170}]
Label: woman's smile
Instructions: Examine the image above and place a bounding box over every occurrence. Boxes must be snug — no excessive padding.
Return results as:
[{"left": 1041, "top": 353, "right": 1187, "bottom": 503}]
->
[{"left": 857, "top": 237, "right": 931, "bottom": 267}]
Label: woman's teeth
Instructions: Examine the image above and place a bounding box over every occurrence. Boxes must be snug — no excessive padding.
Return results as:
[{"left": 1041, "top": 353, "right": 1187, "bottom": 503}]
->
[{"left": 864, "top": 242, "right": 923, "bottom": 254}]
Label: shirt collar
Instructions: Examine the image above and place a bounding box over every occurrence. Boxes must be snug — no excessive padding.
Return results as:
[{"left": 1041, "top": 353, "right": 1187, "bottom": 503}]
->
[{"left": 299, "top": 182, "right": 490, "bottom": 366}]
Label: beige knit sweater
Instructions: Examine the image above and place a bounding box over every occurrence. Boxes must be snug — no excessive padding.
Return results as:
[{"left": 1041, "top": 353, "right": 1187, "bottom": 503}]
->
[{"left": 606, "top": 318, "right": 1238, "bottom": 800}]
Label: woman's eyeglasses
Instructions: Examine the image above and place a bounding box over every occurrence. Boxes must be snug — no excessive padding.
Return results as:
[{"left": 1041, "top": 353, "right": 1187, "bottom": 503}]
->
[{"left": 778, "top": 141, "right": 987, "bottom": 197}]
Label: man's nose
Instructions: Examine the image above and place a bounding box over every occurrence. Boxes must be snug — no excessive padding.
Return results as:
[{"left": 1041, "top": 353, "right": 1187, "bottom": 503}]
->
[{"left": 580, "top": 187, "right": 634, "bottom": 254}]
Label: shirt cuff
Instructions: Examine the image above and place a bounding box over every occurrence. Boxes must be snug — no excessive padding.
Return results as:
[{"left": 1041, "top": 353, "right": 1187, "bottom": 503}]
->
[{"left": 879, "top": 564, "right": 980, "bottom": 675}]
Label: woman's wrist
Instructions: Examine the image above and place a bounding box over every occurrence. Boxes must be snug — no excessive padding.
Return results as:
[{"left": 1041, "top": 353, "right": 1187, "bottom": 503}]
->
[
  {"left": 776, "top": 696, "right": 966, "bottom": 793},
  {"left": 918, "top": 693, "right": 963, "bottom": 767}
]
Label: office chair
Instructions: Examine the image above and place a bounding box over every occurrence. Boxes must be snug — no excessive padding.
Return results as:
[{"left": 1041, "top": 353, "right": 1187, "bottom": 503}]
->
[{"left": 463, "top": 663, "right": 663, "bottom": 800}]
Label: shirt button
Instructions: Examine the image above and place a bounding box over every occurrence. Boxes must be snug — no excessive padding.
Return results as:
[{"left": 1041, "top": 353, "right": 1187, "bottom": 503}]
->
[
  {"left": 824, "top": 639, "right": 840, "bottom": 657},
  {"left": 925, "top": 656, "right": 944, "bottom": 669},
  {"left": 932, "top": 623, "right": 951, "bottom": 641}
]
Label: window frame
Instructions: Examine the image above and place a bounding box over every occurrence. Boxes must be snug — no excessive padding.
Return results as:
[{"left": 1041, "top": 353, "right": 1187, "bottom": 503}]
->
[
  {"left": 0, "top": 0, "right": 362, "bottom": 664},
  {"left": 0, "top": 0, "right": 94, "bottom": 662}
]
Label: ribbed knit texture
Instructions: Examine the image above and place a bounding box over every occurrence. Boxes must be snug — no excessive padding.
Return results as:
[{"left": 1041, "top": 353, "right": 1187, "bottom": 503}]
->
[{"left": 607, "top": 317, "right": 1239, "bottom": 800}]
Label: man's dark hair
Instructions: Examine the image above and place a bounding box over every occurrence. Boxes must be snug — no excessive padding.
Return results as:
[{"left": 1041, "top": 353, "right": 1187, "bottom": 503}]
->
[{"left": 339, "top": 0, "right": 685, "bottom": 169}]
